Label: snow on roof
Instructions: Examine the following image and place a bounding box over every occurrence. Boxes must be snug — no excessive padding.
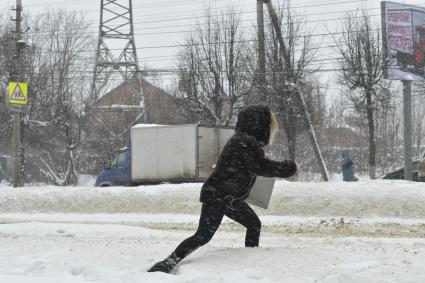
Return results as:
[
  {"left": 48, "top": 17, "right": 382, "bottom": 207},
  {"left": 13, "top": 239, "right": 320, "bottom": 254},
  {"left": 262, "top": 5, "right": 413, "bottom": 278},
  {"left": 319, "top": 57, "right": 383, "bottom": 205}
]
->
[{"left": 131, "top": 123, "right": 166, "bottom": 128}]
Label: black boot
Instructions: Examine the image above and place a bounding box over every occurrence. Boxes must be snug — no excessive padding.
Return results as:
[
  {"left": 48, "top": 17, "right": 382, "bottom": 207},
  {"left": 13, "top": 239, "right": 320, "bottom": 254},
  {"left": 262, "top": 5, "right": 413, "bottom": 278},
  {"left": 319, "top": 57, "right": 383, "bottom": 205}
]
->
[{"left": 147, "top": 252, "right": 181, "bottom": 273}]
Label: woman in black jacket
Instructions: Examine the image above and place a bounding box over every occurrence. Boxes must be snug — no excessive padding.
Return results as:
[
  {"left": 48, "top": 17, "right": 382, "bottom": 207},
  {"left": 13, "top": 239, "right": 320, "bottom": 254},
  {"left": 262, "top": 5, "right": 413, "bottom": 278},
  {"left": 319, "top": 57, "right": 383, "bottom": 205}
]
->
[{"left": 148, "top": 105, "right": 297, "bottom": 273}]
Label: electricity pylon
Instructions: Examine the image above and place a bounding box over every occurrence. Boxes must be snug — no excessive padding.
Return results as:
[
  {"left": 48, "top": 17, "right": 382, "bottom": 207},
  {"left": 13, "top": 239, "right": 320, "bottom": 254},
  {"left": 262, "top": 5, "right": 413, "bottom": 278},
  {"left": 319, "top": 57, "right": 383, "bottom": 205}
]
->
[{"left": 90, "top": 0, "right": 144, "bottom": 113}]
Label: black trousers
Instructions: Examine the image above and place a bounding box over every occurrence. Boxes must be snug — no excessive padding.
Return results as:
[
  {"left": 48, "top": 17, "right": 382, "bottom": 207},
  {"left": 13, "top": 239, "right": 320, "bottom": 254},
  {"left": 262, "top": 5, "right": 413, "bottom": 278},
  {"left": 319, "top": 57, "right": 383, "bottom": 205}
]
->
[{"left": 174, "top": 200, "right": 261, "bottom": 259}]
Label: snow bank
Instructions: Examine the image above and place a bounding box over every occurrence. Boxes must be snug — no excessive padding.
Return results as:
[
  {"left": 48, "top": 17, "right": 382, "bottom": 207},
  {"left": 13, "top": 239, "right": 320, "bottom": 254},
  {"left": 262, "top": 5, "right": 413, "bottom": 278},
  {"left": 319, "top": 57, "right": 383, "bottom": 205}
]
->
[
  {"left": 0, "top": 180, "right": 424, "bottom": 218},
  {"left": 1, "top": 180, "right": 425, "bottom": 282},
  {"left": 1, "top": 221, "right": 425, "bottom": 283}
]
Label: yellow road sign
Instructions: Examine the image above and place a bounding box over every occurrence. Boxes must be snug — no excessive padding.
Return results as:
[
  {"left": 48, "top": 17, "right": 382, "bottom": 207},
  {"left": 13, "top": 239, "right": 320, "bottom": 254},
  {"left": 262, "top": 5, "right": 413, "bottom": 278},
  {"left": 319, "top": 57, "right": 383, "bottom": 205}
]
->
[{"left": 8, "top": 82, "right": 28, "bottom": 105}]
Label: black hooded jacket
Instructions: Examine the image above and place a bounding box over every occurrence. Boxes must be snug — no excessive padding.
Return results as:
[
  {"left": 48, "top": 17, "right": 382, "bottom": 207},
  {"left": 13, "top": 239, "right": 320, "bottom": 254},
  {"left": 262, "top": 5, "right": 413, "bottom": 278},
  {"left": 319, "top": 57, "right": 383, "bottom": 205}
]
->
[{"left": 200, "top": 105, "right": 297, "bottom": 204}]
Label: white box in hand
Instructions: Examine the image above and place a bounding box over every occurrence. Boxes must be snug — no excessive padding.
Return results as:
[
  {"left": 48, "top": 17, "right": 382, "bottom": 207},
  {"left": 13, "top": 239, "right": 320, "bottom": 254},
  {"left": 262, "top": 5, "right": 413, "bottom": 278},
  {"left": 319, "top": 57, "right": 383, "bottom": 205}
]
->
[{"left": 246, "top": 176, "right": 275, "bottom": 209}]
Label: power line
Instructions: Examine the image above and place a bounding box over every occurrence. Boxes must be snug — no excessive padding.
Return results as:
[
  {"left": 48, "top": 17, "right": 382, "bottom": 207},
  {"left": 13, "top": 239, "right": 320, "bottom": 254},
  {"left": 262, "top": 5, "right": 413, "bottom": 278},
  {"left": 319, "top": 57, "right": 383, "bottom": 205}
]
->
[
  {"left": 28, "top": 11, "right": 384, "bottom": 37},
  {"left": 11, "top": 29, "right": 381, "bottom": 54},
  {"left": 21, "top": 0, "right": 367, "bottom": 14},
  {"left": 3, "top": 0, "right": 367, "bottom": 28},
  {"left": 132, "top": 2, "right": 331, "bottom": 26},
  {"left": 23, "top": 0, "right": 223, "bottom": 9},
  {"left": 16, "top": 52, "right": 344, "bottom": 70},
  {"left": 4, "top": 0, "right": 425, "bottom": 39},
  {"left": 24, "top": 55, "right": 395, "bottom": 75},
  {"left": 23, "top": 66, "right": 395, "bottom": 83},
  {"left": 0, "top": 0, "right": 405, "bottom": 78},
  {"left": 1, "top": 1, "right": 409, "bottom": 86},
  {"left": 12, "top": 0, "right": 382, "bottom": 35},
  {"left": 21, "top": 11, "right": 386, "bottom": 49},
  {"left": 19, "top": 7, "right": 381, "bottom": 46}
]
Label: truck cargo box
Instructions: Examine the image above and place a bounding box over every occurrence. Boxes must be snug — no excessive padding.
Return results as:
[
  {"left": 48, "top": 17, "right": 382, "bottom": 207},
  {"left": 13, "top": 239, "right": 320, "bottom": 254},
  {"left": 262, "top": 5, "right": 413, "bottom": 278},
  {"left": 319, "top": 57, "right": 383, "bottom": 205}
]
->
[{"left": 130, "top": 124, "right": 233, "bottom": 183}]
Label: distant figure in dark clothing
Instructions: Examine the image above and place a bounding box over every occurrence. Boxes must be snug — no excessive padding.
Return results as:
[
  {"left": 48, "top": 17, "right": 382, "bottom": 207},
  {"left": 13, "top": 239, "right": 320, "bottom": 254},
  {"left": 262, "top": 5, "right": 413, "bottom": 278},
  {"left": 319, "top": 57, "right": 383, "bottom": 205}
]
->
[
  {"left": 147, "top": 105, "right": 298, "bottom": 274},
  {"left": 341, "top": 150, "right": 358, "bottom": 182}
]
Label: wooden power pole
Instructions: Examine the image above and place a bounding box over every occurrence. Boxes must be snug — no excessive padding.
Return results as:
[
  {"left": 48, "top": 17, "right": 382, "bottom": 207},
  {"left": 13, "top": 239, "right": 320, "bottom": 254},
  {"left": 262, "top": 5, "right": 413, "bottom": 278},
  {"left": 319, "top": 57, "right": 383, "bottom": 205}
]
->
[
  {"left": 11, "top": 0, "right": 24, "bottom": 187},
  {"left": 264, "top": 0, "right": 329, "bottom": 181},
  {"left": 403, "top": 80, "right": 413, "bottom": 180},
  {"left": 257, "top": 0, "right": 266, "bottom": 87}
]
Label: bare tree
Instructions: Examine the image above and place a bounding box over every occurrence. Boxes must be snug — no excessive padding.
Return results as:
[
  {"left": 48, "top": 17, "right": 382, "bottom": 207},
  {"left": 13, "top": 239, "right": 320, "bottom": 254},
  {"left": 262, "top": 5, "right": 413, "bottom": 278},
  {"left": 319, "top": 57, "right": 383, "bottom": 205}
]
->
[
  {"left": 0, "top": 15, "right": 26, "bottom": 183},
  {"left": 334, "top": 9, "right": 389, "bottom": 179},
  {"left": 374, "top": 87, "right": 403, "bottom": 175},
  {"left": 264, "top": 0, "right": 317, "bottom": 160},
  {"left": 0, "top": 24, "right": 12, "bottom": 138},
  {"left": 262, "top": 0, "right": 328, "bottom": 180},
  {"left": 23, "top": 10, "right": 94, "bottom": 185},
  {"left": 0, "top": 17, "right": 14, "bottom": 127},
  {"left": 176, "top": 6, "right": 256, "bottom": 125}
]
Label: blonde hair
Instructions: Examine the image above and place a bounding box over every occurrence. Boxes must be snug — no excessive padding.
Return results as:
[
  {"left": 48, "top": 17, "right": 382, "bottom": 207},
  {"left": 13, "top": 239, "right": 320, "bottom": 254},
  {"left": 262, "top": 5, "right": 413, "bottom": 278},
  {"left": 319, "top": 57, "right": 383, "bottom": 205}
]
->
[{"left": 269, "top": 111, "right": 279, "bottom": 145}]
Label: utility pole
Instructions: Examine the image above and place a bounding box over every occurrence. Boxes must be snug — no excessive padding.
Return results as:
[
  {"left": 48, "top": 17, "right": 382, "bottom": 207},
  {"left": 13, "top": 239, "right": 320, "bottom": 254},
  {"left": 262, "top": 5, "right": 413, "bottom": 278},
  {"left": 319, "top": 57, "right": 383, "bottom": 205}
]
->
[
  {"left": 11, "top": 0, "right": 24, "bottom": 187},
  {"left": 257, "top": 0, "right": 266, "bottom": 87},
  {"left": 381, "top": 2, "right": 413, "bottom": 181},
  {"left": 264, "top": 0, "right": 329, "bottom": 181},
  {"left": 403, "top": 80, "right": 413, "bottom": 180}
]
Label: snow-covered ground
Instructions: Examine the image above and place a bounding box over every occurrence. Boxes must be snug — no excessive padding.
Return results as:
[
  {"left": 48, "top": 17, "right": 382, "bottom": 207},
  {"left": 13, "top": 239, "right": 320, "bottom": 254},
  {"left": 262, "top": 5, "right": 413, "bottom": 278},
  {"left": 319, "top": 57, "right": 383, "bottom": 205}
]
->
[{"left": 0, "top": 180, "right": 425, "bottom": 282}]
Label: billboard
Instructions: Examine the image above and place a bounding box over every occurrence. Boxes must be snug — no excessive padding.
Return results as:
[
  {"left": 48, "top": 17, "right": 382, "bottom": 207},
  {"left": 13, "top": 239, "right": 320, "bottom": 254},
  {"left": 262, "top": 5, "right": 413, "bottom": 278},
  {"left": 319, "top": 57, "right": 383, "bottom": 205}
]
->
[{"left": 382, "top": 1, "right": 425, "bottom": 80}]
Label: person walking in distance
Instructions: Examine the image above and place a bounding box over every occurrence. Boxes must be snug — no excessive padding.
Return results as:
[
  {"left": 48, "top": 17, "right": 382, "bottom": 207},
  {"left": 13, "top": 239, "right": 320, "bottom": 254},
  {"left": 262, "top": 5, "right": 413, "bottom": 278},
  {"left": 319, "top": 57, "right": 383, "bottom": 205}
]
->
[{"left": 148, "top": 105, "right": 298, "bottom": 273}]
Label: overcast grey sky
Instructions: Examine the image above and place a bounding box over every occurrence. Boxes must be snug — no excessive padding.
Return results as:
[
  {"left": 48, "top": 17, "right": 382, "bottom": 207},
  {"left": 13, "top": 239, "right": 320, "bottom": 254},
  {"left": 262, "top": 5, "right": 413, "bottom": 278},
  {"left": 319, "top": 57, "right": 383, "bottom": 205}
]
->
[{"left": 1, "top": 0, "right": 425, "bottom": 90}]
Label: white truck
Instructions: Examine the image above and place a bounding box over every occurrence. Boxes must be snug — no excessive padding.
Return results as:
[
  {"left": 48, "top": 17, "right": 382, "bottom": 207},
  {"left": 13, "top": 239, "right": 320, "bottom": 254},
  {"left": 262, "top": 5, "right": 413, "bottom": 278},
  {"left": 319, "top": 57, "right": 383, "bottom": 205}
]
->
[{"left": 95, "top": 124, "right": 234, "bottom": 186}]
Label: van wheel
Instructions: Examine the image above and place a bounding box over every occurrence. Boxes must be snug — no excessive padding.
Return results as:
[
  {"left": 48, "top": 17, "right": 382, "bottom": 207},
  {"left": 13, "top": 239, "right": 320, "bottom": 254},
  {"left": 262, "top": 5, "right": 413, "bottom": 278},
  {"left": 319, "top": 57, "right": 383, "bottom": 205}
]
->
[{"left": 100, "top": 183, "right": 112, "bottom": 187}]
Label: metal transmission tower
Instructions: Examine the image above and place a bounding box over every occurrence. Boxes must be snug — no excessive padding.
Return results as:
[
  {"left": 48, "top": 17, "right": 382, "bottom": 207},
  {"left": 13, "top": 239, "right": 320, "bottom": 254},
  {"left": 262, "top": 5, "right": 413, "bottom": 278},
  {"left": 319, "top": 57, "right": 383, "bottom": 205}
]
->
[{"left": 91, "top": 0, "right": 144, "bottom": 112}]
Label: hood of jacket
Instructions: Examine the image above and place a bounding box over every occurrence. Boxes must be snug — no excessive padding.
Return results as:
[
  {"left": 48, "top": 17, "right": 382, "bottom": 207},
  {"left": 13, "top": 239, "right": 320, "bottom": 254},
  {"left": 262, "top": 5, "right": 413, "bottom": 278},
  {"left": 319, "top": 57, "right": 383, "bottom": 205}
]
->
[{"left": 235, "top": 105, "right": 271, "bottom": 147}]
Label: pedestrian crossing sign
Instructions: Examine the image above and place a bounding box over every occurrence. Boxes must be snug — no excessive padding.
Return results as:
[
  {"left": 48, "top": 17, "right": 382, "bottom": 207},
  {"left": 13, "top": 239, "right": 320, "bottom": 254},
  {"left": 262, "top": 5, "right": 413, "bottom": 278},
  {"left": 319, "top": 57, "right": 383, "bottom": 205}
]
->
[{"left": 8, "top": 82, "right": 28, "bottom": 105}]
